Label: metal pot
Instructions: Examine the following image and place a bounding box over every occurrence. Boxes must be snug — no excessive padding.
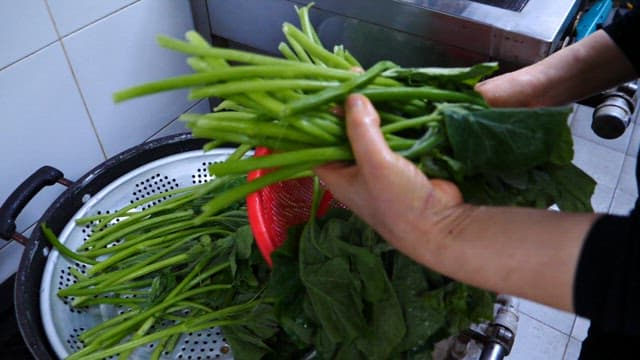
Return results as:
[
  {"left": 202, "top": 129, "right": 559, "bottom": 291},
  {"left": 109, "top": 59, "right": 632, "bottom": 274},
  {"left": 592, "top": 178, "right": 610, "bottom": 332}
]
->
[{"left": 0, "top": 133, "right": 206, "bottom": 359}]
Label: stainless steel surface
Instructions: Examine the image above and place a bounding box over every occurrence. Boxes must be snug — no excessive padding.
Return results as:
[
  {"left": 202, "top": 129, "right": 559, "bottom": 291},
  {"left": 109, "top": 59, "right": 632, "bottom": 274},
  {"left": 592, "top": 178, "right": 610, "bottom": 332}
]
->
[
  {"left": 204, "top": 0, "right": 581, "bottom": 69},
  {"left": 40, "top": 148, "right": 238, "bottom": 360},
  {"left": 478, "top": 343, "right": 507, "bottom": 360}
]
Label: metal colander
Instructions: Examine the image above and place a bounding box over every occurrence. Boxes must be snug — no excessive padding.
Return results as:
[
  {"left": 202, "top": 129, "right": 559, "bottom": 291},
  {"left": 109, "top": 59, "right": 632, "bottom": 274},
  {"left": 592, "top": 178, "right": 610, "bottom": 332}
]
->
[{"left": 40, "top": 148, "right": 239, "bottom": 360}]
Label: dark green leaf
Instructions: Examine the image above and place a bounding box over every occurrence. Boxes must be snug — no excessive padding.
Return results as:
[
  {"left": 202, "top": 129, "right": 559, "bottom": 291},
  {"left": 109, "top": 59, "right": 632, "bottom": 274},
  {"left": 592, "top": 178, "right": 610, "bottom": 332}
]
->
[
  {"left": 382, "top": 62, "right": 499, "bottom": 87},
  {"left": 301, "top": 258, "right": 367, "bottom": 343},
  {"left": 234, "top": 225, "right": 254, "bottom": 260},
  {"left": 442, "top": 105, "right": 574, "bottom": 175},
  {"left": 392, "top": 254, "right": 445, "bottom": 351},
  {"left": 546, "top": 164, "right": 596, "bottom": 212}
]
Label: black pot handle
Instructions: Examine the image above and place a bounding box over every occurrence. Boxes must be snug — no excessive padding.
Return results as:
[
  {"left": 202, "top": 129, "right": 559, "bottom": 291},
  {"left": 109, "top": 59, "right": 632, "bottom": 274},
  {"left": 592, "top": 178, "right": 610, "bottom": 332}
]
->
[{"left": 0, "top": 166, "right": 66, "bottom": 241}]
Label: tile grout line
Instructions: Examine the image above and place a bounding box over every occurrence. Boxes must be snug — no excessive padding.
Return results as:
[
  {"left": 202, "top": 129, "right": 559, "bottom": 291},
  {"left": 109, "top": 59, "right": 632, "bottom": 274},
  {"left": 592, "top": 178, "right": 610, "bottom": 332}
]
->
[
  {"left": 0, "top": 39, "right": 59, "bottom": 72},
  {"left": 145, "top": 100, "right": 205, "bottom": 141},
  {"left": 42, "top": 0, "right": 109, "bottom": 160},
  {"left": 0, "top": 3, "right": 143, "bottom": 94},
  {"left": 57, "top": 0, "right": 143, "bottom": 41},
  {"left": 517, "top": 309, "right": 576, "bottom": 337}
]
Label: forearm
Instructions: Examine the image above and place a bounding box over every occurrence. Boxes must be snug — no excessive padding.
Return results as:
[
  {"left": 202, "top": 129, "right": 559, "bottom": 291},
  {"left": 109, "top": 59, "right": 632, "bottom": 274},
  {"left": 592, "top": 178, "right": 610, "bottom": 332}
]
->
[
  {"left": 401, "top": 204, "right": 600, "bottom": 312},
  {"left": 476, "top": 30, "right": 637, "bottom": 107},
  {"left": 526, "top": 30, "right": 636, "bottom": 106}
]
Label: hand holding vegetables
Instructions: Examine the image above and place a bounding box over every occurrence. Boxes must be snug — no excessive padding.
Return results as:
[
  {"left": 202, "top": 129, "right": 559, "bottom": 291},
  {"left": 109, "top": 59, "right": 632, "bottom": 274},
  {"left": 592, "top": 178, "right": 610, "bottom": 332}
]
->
[
  {"left": 316, "top": 93, "right": 599, "bottom": 313},
  {"left": 45, "top": 3, "right": 605, "bottom": 358}
]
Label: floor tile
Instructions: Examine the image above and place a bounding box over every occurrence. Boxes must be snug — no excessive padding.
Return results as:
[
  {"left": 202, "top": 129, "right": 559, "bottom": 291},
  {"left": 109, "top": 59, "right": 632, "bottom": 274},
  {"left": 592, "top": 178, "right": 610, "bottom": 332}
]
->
[
  {"left": 609, "top": 188, "right": 637, "bottom": 216},
  {"left": 563, "top": 337, "right": 582, "bottom": 360},
  {"left": 626, "top": 110, "right": 640, "bottom": 156},
  {"left": 617, "top": 155, "right": 638, "bottom": 198},
  {"left": 570, "top": 316, "right": 590, "bottom": 342},
  {"left": 46, "top": 0, "right": 138, "bottom": 36},
  {"left": 507, "top": 312, "right": 570, "bottom": 360},
  {"left": 570, "top": 104, "right": 634, "bottom": 154},
  {"left": 590, "top": 183, "right": 614, "bottom": 213},
  {"left": 62, "top": 0, "right": 197, "bottom": 157},
  {"left": 572, "top": 136, "right": 625, "bottom": 189},
  {"left": 517, "top": 298, "right": 576, "bottom": 335},
  {"left": 0, "top": 0, "right": 56, "bottom": 68},
  {"left": 0, "top": 43, "right": 105, "bottom": 233}
]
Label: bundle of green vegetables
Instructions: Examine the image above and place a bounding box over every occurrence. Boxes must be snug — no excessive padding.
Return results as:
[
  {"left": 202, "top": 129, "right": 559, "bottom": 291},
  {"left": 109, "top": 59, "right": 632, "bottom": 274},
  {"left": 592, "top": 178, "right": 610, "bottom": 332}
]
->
[
  {"left": 113, "top": 3, "right": 595, "bottom": 217},
  {"left": 47, "top": 174, "right": 494, "bottom": 359},
  {"left": 45, "top": 2, "right": 597, "bottom": 359}
]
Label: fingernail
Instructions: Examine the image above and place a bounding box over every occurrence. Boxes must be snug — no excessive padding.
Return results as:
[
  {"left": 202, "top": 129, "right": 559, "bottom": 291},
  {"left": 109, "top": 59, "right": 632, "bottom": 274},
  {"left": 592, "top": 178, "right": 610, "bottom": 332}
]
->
[{"left": 347, "top": 94, "right": 365, "bottom": 110}]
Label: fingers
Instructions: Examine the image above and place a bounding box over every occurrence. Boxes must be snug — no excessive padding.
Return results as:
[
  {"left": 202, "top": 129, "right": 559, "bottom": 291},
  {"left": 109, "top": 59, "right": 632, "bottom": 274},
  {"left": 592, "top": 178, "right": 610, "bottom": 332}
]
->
[{"left": 344, "top": 94, "right": 394, "bottom": 178}]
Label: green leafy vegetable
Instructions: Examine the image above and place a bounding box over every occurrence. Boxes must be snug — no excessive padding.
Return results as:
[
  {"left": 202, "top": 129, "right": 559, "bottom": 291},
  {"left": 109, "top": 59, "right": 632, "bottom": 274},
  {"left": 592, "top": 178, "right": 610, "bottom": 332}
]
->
[{"left": 45, "top": 2, "right": 598, "bottom": 359}]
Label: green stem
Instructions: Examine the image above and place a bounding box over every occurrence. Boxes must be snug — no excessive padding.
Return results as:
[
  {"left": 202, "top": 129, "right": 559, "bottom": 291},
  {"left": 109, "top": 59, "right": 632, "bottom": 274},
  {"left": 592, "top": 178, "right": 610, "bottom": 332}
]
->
[
  {"left": 282, "top": 23, "right": 351, "bottom": 69},
  {"left": 281, "top": 60, "right": 397, "bottom": 117},
  {"left": 197, "top": 162, "right": 321, "bottom": 221},
  {"left": 78, "top": 209, "right": 194, "bottom": 253},
  {"left": 87, "top": 228, "right": 211, "bottom": 274},
  {"left": 40, "top": 223, "right": 97, "bottom": 265},
  {"left": 278, "top": 42, "right": 299, "bottom": 61},
  {"left": 381, "top": 113, "right": 442, "bottom": 134},
  {"left": 360, "top": 86, "right": 486, "bottom": 106},
  {"left": 207, "top": 146, "right": 352, "bottom": 176},
  {"left": 187, "top": 115, "right": 329, "bottom": 146},
  {"left": 188, "top": 79, "right": 338, "bottom": 100},
  {"left": 284, "top": 31, "right": 313, "bottom": 63},
  {"left": 297, "top": 3, "right": 324, "bottom": 47}
]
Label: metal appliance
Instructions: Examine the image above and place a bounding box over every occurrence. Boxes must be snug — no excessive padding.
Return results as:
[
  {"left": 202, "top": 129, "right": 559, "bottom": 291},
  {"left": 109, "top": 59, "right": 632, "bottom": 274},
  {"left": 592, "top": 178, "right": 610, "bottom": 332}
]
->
[{"left": 190, "top": 0, "right": 583, "bottom": 70}]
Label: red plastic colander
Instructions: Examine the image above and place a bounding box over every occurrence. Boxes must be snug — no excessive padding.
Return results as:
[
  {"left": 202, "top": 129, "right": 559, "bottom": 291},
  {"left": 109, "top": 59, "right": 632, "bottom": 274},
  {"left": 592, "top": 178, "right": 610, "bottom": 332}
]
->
[{"left": 246, "top": 147, "right": 336, "bottom": 266}]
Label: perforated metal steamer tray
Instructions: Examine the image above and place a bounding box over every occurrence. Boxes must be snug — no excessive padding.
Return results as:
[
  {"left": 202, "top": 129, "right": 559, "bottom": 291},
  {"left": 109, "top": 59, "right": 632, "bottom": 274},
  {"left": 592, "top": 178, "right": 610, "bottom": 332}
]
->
[{"left": 40, "top": 147, "right": 241, "bottom": 360}]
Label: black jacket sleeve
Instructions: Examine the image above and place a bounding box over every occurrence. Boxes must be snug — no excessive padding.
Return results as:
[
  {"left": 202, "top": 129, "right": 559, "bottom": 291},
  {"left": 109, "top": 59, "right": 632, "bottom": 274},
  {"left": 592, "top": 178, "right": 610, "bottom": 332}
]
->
[
  {"left": 573, "top": 206, "right": 640, "bottom": 334},
  {"left": 573, "top": 8, "right": 640, "bottom": 334},
  {"left": 603, "top": 8, "right": 640, "bottom": 74}
]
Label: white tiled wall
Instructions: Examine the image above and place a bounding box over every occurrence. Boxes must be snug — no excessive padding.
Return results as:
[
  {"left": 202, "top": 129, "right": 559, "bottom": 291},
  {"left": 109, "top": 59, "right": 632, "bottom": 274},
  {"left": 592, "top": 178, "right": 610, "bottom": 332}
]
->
[{"left": 0, "top": 0, "right": 206, "bottom": 283}]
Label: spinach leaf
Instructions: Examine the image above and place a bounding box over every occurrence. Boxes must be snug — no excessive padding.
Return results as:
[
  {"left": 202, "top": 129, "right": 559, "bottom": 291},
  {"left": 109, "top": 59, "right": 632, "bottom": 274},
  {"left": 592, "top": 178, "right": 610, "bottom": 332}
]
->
[
  {"left": 546, "top": 164, "right": 596, "bottom": 212},
  {"left": 355, "top": 273, "right": 406, "bottom": 360},
  {"left": 441, "top": 105, "right": 574, "bottom": 175},
  {"left": 222, "top": 304, "right": 279, "bottom": 360},
  {"left": 299, "top": 222, "right": 368, "bottom": 343},
  {"left": 382, "top": 62, "right": 499, "bottom": 88},
  {"left": 392, "top": 254, "right": 445, "bottom": 351}
]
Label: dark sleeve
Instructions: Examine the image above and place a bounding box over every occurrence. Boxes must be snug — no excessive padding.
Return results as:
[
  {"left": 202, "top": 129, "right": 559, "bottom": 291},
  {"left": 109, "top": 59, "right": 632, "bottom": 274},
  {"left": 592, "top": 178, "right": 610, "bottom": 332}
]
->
[
  {"left": 603, "top": 8, "right": 640, "bottom": 75},
  {"left": 573, "top": 207, "right": 640, "bottom": 334}
]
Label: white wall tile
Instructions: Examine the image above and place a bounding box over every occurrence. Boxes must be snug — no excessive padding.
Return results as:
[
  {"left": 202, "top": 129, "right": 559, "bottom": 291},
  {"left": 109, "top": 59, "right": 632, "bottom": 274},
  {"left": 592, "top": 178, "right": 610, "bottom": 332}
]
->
[
  {"left": 148, "top": 100, "right": 211, "bottom": 141},
  {"left": 0, "top": 43, "right": 104, "bottom": 233},
  {"left": 572, "top": 136, "right": 625, "bottom": 189},
  {"left": 508, "top": 312, "right": 570, "bottom": 360},
  {"left": 46, "top": 0, "right": 138, "bottom": 36},
  {"left": 63, "top": 0, "right": 197, "bottom": 157},
  {"left": 517, "top": 298, "right": 576, "bottom": 335},
  {"left": 0, "top": 224, "right": 36, "bottom": 283},
  {"left": 0, "top": 241, "right": 24, "bottom": 284},
  {"left": 0, "top": 0, "right": 57, "bottom": 69}
]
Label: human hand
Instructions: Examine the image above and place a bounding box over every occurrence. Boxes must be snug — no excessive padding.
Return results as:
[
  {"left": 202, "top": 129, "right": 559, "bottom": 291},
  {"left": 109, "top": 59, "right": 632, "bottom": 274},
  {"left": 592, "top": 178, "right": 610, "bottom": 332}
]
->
[
  {"left": 474, "top": 67, "right": 546, "bottom": 107},
  {"left": 315, "top": 94, "right": 464, "bottom": 257}
]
